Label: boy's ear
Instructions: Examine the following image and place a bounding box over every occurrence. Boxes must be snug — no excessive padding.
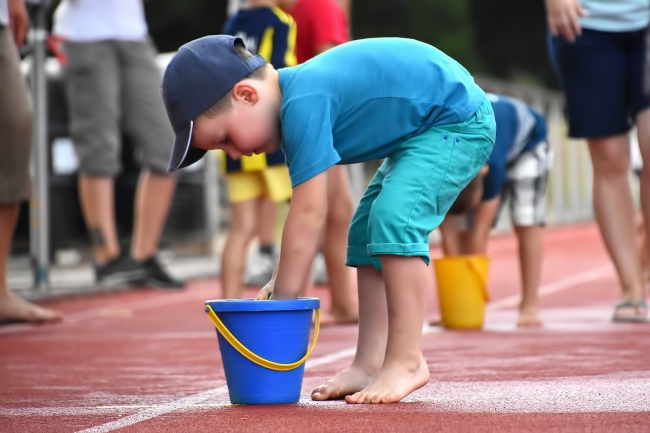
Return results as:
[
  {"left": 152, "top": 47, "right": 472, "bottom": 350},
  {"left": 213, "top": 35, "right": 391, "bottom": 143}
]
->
[{"left": 232, "top": 82, "right": 259, "bottom": 105}]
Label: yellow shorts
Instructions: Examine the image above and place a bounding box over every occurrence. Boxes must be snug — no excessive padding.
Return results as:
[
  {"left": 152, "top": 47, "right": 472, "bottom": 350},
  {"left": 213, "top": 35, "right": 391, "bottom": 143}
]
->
[{"left": 225, "top": 167, "right": 293, "bottom": 203}]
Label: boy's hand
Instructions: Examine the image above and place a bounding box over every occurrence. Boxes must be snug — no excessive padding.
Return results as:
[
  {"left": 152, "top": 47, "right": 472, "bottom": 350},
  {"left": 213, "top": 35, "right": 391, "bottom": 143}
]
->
[
  {"left": 545, "top": 0, "right": 587, "bottom": 42},
  {"left": 256, "top": 281, "right": 274, "bottom": 300}
]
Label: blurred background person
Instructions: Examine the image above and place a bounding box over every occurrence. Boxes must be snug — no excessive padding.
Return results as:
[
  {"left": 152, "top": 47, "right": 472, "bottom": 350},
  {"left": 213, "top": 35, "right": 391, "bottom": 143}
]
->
[
  {"left": 287, "top": 0, "right": 358, "bottom": 325},
  {"left": 0, "top": 0, "right": 63, "bottom": 323},
  {"left": 218, "top": 0, "right": 297, "bottom": 299},
  {"left": 547, "top": 0, "right": 650, "bottom": 322},
  {"left": 52, "top": 0, "right": 184, "bottom": 289},
  {"left": 439, "top": 94, "right": 550, "bottom": 328}
]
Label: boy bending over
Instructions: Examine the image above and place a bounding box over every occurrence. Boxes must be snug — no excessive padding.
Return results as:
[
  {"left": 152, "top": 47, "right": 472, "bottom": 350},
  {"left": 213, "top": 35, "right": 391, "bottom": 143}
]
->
[
  {"left": 440, "top": 94, "right": 550, "bottom": 327},
  {"left": 161, "top": 36, "right": 495, "bottom": 403}
]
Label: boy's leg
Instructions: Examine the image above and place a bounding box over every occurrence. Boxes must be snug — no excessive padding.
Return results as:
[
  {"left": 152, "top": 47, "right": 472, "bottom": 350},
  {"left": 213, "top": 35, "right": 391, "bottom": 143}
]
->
[
  {"left": 312, "top": 160, "right": 390, "bottom": 399},
  {"left": 347, "top": 99, "right": 495, "bottom": 404},
  {"left": 513, "top": 225, "right": 543, "bottom": 327},
  {"left": 346, "top": 256, "right": 430, "bottom": 404},
  {"left": 324, "top": 165, "right": 358, "bottom": 323},
  {"left": 311, "top": 265, "right": 387, "bottom": 400},
  {"left": 222, "top": 199, "right": 259, "bottom": 299},
  {"left": 0, "top": 204, "right": 63, "bottom": 323},
  {"left": 244, "top": 197, "right": 278, "bottom": 286},
  {"left": 221, "top": 172, "right": 265, "bottom": 299},
  {"left": 506, "top": 143, "right": 550, "bottom": 327}
]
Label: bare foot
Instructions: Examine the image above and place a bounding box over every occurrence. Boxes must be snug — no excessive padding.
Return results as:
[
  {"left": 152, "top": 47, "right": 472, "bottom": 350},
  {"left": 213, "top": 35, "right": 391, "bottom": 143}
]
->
[
  {"left": 517, "top": 308, "right": 542, "bottom": 328},
  {"left": 0, "top": 292, "right": 64, "bottom": 324},
  {"left": 345, "top": 354, "right": 430, "bottom": 404},
  {"left": 312, "top": 365, "right": 375, "bottom": 401},
  {"left": 313, "top": 310, "right": 359, "bottom": 327}
]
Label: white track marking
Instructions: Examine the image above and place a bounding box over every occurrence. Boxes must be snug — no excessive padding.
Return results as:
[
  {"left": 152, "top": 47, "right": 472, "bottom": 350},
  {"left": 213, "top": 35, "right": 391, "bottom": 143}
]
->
[
  {"left": 71, "top": 346, "right": 357, "bottom": 433},
  {"left": 487, "top": 265, "right": 614, "bottom": 311}
]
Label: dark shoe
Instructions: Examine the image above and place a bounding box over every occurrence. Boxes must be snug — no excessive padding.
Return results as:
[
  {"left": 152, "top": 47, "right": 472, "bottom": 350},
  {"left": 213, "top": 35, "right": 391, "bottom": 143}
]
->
[
  {"left": 137, "top": 256, "right": 186, "bottom": 290},
  {"left": 95, "top": 255, "right": 147, "bottom": 287}
]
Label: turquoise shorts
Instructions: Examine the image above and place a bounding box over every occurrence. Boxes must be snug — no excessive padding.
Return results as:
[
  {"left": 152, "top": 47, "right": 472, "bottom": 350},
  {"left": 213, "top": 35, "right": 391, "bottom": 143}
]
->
[{"left": 346, "top": 97, "right": 496, "bottom": 270}]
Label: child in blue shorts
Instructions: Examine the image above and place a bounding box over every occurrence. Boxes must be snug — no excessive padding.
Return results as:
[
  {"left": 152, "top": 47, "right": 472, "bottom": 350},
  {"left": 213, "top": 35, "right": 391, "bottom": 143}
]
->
[{"left": 160, "top": 36, "right": 495, "bottom": 404}]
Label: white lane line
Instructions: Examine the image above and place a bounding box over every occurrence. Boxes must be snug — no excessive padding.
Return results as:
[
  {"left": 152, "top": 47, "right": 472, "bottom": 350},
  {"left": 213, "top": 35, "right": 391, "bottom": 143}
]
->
[
  {"left": 72, "top": 346, "right": 357, "bottom": 433},
  {"left": 487, "top": 265, "right": 614, "bottom": 311}
]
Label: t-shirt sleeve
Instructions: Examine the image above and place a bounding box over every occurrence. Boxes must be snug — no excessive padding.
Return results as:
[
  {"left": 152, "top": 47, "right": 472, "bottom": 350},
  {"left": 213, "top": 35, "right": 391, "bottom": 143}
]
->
[
  {"left": 311, "top": 0, "right": 349, "bottom": 49},
  {"left": 280, "top": 95, "right": 341, "bottom": 187}
]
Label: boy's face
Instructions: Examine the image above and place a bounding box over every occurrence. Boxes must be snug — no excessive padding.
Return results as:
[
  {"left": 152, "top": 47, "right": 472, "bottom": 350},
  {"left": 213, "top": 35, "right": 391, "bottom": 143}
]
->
[{"left": 192, "top": 80, "right": 281, "bottom": 159}]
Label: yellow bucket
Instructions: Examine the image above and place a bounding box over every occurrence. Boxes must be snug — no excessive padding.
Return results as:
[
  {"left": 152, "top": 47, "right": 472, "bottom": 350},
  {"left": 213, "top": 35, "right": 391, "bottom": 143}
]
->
[{"left": 433, "top": 255, "right": 490, "bottom": 329}]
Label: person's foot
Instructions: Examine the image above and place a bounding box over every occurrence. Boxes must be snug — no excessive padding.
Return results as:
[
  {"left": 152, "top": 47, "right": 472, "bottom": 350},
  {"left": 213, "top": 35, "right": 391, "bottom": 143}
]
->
[
  {"left": 345, "top": 354, "right": 430, "bottom": 404},
  {"left": 136, "top": 256, "right": 186, "bottom": 290},
  {"left": 517, "top": 306, "right": 543, "bottom": 328},
  {"left": 612, "top": 298, "right": 648, "bottom": 323},
  {"left": 244, "top": 253, "right": 276, "bottom": 287},
  {"left": 0, "top": 292, "right": 63, "bottom": 324},
  {"left": 95, "top": 255, "right": 146, "bottom": 287},
  {"left": 311, "top": 365, "right": 376, "bottom": 401},
  {"left": 320, "top": 307, "right": 359, "bottom": 326}
]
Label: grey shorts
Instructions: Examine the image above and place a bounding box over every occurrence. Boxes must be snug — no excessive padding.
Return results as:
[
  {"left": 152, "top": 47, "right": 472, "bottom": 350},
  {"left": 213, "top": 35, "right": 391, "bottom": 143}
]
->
[
  {"left": 457, "top": 141, "right": 552, "bottom": 228},
  {"left": 0, "top": 28, "right": 32, "bottom": 203},
  {"left": 62, "top": 39, "right": 174, "bottom": 176}
]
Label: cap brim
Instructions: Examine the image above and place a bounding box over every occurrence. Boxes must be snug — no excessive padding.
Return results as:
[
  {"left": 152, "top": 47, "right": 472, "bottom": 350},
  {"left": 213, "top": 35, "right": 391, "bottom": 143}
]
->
[{"left": 167, "top": 121, "right": 207, "bottom": 172}]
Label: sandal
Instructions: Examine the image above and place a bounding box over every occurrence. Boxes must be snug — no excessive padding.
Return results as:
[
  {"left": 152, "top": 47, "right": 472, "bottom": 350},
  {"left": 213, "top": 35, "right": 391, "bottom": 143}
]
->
[{"left": 612, "top": 299, "right": 648, "bottom": 323}]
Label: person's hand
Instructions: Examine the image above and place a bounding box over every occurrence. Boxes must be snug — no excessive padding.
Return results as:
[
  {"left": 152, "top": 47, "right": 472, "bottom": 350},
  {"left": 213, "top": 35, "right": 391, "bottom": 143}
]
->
[
  {"left": 256, "top": 280, "right": 274, "bottom": 300},
  {"left": 8, "top": 0, "right": 28, "bottom": 48},
  {"left": 546, "top": 0, "right": 587, "bottom": 42}
]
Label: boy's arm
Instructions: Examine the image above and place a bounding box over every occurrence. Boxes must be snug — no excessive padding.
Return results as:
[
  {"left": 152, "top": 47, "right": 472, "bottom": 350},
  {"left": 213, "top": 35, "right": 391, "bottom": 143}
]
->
[
  {"left": 467, "top": 198, "right": 501, "bottom": 255},
  {"left": 438, "top": 217, "right": 462, "bottom": 257},
  {"left": 270, "top": 171, "right": 328, "bottom": 299}
]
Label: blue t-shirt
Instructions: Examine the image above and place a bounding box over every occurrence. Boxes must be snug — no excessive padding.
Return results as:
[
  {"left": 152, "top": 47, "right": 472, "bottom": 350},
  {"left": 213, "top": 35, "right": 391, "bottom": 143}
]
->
[
  {"left": 482, "top": 94, "right": 548, "bottom": 201},
  {"left": 278, "top": 38, "right": 486, "bottom": 186}
]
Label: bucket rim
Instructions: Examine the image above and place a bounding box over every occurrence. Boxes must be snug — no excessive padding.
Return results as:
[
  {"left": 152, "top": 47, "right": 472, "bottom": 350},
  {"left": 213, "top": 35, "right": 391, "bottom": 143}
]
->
[{"left": 205, "top": 297, "right": 320, "bottom": 312}]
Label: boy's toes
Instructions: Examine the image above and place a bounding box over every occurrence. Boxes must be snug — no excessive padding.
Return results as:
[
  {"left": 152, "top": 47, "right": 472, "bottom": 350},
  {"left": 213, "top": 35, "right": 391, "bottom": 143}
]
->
[
  {"left": 311, "top": 385, "right": 332, "bottom": 401},
  {"left": 345, "top": 392, "right": 361, "bottom": 404}
]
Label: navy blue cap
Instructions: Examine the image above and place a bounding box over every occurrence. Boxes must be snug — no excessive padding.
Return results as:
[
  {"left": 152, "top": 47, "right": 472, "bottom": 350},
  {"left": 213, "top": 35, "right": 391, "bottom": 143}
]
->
[{"left": 161, "top": 35, "right": 267, "bottom": 172}]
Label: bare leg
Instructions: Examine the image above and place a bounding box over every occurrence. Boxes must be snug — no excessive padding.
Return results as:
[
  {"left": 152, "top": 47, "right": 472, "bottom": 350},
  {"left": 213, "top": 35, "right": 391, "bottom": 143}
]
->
[
  {"left": 312, "top": 265, "right": 387, "bottom": 400},
  {"left": 257, "top": 197, "right": 278, "bottom": 248},
  {"left": 131, "top": 171, "right": 176, "bottom": 261},
  {"left": 587, "top": 137, "right": 645, "bottom": 318},
  {"left": 323, "top": 166, "right": 358, "bottom": 323},
  {"left": 221, "top": 199, "right": 259, "bottom": 299},
  {"left": 635, "top": 109, "right": 650, "bottom": 288},
  {"left": 346, "top": 256, "right": 430, "bottom": 404},
  {"left": 0, "top": 204, "right": 63, "bottom": 323},
  {"left": 513, "top": 225, "right": 544, "bottom": 327},
  {"left": 78, "top": 175, "right": 120, "bottom": 264}
]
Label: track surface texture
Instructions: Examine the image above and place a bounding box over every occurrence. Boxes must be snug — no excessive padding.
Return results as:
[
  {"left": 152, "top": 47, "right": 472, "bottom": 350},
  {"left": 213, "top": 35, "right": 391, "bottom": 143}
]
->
[{"left": 1, "top": 222, "right": 649, "bottom": 432}]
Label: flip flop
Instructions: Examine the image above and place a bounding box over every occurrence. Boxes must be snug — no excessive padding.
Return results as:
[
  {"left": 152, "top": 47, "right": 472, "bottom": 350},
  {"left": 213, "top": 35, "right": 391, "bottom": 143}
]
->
[{"left": 612, "top": 299, "right": 648, "bottom": 323}]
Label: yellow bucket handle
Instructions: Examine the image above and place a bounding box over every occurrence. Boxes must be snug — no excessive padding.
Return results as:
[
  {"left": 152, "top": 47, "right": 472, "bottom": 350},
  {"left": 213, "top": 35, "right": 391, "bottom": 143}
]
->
[
  {"left": 467, "top": 257, "right": 490, "bottom": 302},
  {"left": 205, "top": 304, "right": 321, "bottom": 372}
]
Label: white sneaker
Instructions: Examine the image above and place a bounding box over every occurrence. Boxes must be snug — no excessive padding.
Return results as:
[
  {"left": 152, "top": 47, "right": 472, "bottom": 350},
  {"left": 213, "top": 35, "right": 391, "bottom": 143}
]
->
[
  {"left": 244, "top": 252, "right": 276, "bottom": 286},
  {"left": 312, "top": 252, "right": 328, "bottom": 285}
]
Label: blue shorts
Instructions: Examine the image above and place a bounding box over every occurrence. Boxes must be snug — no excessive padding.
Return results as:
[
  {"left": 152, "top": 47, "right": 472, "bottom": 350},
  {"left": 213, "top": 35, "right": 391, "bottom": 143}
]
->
[
  {"left": 346, "top": 98, "right": 496, "bottom": 270},
  {"left": 548, "top": 29, "right": 650, "bottom": 139}
]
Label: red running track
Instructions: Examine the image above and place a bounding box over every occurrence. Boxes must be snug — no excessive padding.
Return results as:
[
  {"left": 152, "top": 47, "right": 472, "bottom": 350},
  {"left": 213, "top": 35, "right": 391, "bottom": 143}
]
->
[{"left": 1, "top": 222, "right": 649, "bottom": 432}]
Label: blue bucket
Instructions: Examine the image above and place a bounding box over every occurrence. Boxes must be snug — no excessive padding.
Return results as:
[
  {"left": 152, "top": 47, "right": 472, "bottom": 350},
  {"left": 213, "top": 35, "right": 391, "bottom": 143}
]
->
[{"left": 205, "top": 298, "right": 320, "bottom": 405}]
